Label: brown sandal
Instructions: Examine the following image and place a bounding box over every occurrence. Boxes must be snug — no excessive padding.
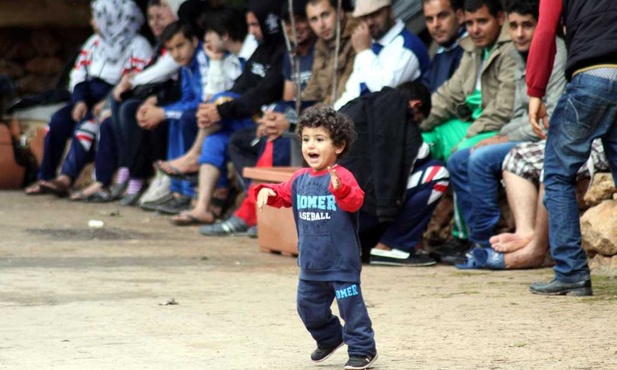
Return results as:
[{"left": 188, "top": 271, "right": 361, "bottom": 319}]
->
[{"left": 39, "top": 179, "right": 70, "bottom": 198}]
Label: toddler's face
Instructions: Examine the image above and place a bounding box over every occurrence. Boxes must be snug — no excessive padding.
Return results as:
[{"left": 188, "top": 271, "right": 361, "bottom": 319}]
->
[{"left": 301, "top": 126, "right": 344, "bottom": 172}]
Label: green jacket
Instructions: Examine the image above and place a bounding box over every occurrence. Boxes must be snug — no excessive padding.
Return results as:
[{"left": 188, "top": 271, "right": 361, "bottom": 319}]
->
[{"left": 420, "top": 26, "right": 516, "bottom": 138}]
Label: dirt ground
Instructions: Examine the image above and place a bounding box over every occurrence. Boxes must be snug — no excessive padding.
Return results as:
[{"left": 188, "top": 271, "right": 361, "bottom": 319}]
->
[{"left": 1, "top": 191, "right": 616, "bottom": 370}]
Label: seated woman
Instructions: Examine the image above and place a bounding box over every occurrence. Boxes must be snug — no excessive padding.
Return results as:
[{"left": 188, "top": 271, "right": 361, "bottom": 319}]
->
[
  {"left": 69, "top": 0, "right": 181, "bottom": 201},
  {"left": 24, "top": 0, "right": 151, "bottom": 196}
]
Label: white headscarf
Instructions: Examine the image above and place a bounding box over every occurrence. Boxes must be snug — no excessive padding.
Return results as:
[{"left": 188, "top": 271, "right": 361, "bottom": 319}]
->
[
  {"left": 163, "top": 0, "right": 188, "bottom": 18},
  {"left": 91, "top": 0, "right": 145, "bottom": 63}
]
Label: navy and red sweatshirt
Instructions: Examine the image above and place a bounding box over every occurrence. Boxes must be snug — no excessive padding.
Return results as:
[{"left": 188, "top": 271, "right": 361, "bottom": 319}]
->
[{"left": 254, "top": 165, "right": 365, "bottom": 283}]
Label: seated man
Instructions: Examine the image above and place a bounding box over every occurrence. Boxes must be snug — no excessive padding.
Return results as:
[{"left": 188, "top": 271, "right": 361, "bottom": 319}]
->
[
  {"left": 337, "top": 81, "right": 449, "bottom": 266},
  {"left": 420, "top": 0, "right": 466, "bottom": 93},
  {"left": 445, "top": 0, "right": 567, "bottom": 265},
  {"left": 333, "top": 0, "right": 429, "bottom": 110},
  {"left": 419, "top": 0, "right": 516, "bottom": 162},
  {"left": 486, "top": 139, "right": 609, "bottom": 270},
  {"left": 132, "top": 21, "right": 230, "bottom": 213}
]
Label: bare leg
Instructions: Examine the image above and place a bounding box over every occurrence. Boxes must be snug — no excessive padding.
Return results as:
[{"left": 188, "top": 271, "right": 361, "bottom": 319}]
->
[
  {"left": 504, "top": 184, "right": 549, "bottom": 269},
  {"left": 157, "top": 126, "right": 221, "bottom": 175},
  {"left": 490, "top": 171, "right": 536, "bottom": 252},
  {"left": 170, "top": 163, "right": 220, "bottom": 224}
]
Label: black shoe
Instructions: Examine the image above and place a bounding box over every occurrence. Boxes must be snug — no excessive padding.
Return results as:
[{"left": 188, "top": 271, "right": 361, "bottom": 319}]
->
[
  {"left": 155, "top": 195, "right": 192, "bottom": 215},
  {"left": 109, "top": 181, "right": 128, "bottom": 200},
  {"left": 120, "top": 192, "right": 142, "bottom": 206},
  {"left": 310, "top": 341, "right": 344, "bottom": 363},
  {"left": 431, "top": 237, "right": 471, "bottom": 265},
  {"left": 344, "top": 353, "right": 378, "bottom": 370},
  {"left": 530, "top": 279, "right": 592, "bottom": 296},
  {"left": 370, "top": 248, "right": 436, "bottom": 267},
  {"left": 247, "top": 226, "right": 258, "bottom": 239}
]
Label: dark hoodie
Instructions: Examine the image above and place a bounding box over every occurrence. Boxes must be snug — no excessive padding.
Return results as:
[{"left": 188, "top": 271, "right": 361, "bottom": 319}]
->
[{"left": 217, "top": 0, "right": 286, "bottom": 121}]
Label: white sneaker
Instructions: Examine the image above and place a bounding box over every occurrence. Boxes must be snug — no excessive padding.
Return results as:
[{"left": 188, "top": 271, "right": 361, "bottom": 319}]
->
[{"left": 139, "top": 172, "right": 171, "bottom": 205}]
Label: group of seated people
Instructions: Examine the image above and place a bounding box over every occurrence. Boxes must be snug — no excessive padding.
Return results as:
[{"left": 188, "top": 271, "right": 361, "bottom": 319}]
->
[{"left": 19, "top": 0, "right": 609, "bottom": 271}]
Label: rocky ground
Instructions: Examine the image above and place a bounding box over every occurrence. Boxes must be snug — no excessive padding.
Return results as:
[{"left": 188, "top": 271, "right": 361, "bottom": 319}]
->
[{"left": 1, "top": 191, "right": 616, "bottom": 369}]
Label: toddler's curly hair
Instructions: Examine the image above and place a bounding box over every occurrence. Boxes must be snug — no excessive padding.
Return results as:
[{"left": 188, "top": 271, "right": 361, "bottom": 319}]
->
[{"left": 296, "top": 106, "right": 357, "bottom": 158}]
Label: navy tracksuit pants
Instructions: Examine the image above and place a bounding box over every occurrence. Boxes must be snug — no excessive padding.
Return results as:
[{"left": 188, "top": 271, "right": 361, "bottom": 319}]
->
[{"left": 297, "top": 279, "right": 376, "bottom": 357}]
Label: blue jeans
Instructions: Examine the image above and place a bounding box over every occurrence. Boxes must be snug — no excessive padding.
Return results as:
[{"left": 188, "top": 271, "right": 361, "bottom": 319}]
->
[
  {"left": 544, "top": 73, "right": 617, "bottom": 283},
  {"left": 448, "top": 141, "right": 521, "bottom": 247}
]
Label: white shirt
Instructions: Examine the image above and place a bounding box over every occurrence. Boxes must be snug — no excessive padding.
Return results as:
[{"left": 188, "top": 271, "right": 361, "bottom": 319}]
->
[
  {"left": 69, "top": 34, "right": 152, "bottom": 91},
  {"left": 334, "top": 19, "right": 422, "bottom": 110}
]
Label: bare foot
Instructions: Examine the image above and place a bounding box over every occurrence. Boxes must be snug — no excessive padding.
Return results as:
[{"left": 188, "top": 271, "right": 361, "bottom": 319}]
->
[
  {"left": 490, "top": 232, "right": 532, "bottom": 253},
  {"left": 25, "top": 181, "right": 45, "bottom": 195},
  {"left": 70, "top": 181, "right": 104, "bottom": 200},
  {"left": 503, "top": 242, "right": 548, "bottom": 269},
  {"left": 156, "top": 155, "right": 200, "bottom": 176}
]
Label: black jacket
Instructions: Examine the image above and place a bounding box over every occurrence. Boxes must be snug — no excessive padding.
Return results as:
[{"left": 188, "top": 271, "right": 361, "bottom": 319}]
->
[
  {"left": 563, "top": 0, "right": 617, "bottom": 79},
  {"left": 339, "top": 88, "right": 424, "bottom": 222},
  {"left": 217, "top": 0, "right": 286, "bottom": 120}
]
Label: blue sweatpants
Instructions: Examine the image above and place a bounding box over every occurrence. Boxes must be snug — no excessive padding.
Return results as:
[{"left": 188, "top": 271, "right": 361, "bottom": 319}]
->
[
  {"left": 168, "top": 109, "right": 198, "bottom": 196},
  {"left": 297, "top": 279, "right": 376, "bottom": 357}
]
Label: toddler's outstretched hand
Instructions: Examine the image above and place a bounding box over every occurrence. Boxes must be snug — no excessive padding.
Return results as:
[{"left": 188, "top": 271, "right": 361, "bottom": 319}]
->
[
  {"left": 329, "top": 166, "right": 340, "bottom": 190},
  {"left": 257, "top": 188, "right": 276, "bottom": 211}
]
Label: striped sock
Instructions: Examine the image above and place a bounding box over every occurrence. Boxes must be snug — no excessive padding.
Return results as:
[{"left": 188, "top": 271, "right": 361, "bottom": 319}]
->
[
  {"left": 116, "top": 167, "right": 129, "bottom": 184},
  {"left": 126, "top": 179, "right": 144, "bottom": 195}
]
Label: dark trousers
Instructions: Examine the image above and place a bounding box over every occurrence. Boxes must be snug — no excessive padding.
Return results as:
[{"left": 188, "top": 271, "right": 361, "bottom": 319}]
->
[
  {"left": 38, "top": 104, "right": 78, "bottom": 180},
  {"left": 94, "top": 118, "right": 118, "bottom": 186},
  {"left": 129, "top": 121, "right": 168, "bottom": 180},
  {"left": 297, "top": 279, "right": 376, "bottom": 357},
  {"left": 360, "top": 159, "right": 449, "bottom": 254},
  {"left": 110, "top": 98, "right": 142, "bottom": 167}
]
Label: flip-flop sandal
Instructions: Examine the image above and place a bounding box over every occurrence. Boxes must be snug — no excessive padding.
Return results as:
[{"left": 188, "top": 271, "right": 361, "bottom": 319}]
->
[
  {"left": 170, "top": 212, "right": 214, "bottom": 226},
  {"left": 483, "top": 248, "right": 505, "bottom": 270},
  {"left": 455, "top": 247, "right": 487, "bottom": 270},
  {"left": 154, "top": 161, "right": 198, "bottom": 181},
  {"left": 39, "top": 180, "right": 70, "bottom": 198}
]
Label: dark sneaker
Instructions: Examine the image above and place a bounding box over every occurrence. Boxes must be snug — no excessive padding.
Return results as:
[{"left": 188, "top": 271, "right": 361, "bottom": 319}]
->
[
  {"left": 370, "top": 248, "right": 436, "bottom": 267},
  {"left": 310, "top": 341, "right": 344, "bottom": 362},
  {"left": 199, "top": 216, "right": 249, "bottom": 236},
  {"left": 431, "top": 237, "right": 471, "bottom": 265},
  {"left": 344, "top": 353, "right": 378, "bottom": 370},
  {"left": 530, "top": 279, "right": 592, "bottom": 296},
  {"left": 154, "top": 195, "right": 192, "bottom": 215},
  {"left": 247, "top": 226, "right": 258, "bottom": 239}
]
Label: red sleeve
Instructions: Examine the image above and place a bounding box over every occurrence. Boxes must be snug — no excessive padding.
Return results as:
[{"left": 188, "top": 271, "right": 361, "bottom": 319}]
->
[
  {"left": 526, "top": 0, "right": 563, "bottom": 98},
  {"left": 252, "top": 169, "right": 307, "bottom": 209},
  {"left": 329, "top": 166, "right": 365, "bottom": 213}
]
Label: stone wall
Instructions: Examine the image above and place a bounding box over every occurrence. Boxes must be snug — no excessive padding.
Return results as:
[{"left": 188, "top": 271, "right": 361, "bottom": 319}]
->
[
  {"left": 0, "top": 1, "right": 91, "bottom": 98},
  {"left": 582, "top": 173, "right": 617, "bottom": 273}
]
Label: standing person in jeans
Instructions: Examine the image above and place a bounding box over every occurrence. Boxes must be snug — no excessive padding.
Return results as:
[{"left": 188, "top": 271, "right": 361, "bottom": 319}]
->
[{"left": 526, "top": 0, "right": 617, "bottom": 296}]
